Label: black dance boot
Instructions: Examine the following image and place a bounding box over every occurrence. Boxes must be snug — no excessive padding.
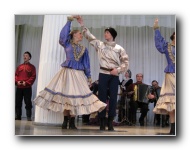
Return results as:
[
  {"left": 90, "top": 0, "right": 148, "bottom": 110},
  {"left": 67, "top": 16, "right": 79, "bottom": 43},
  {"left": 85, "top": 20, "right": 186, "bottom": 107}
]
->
[
  {"left": 170, "top": 123, "right": 175, "bottom": 135},
  {"left": 69, "top": 117, "right": 77, "bottom": 129},
  {"left": 139, "top": 116, "right": 144, "bottom": 126},
  {"left": 100, "top": 117, "right": 106, "bottom": 130},
  {"left": 15, "top": 108, "right": 22, "bottom": 120},
  {"left": 161, "top": 115, "right": 166, "bottom": 127},
  {"left": 155, "top": 114, "right": 160, "bottom": 126},
  {"left": 26, "top": 109, "right": 32, "bottom": 121},
  {"left": 165, "top": 115, "right": 170, "bottom": 126},
  {"left": 108, "top": 117, "right": 114, "bottom": 131},
  {"left": 62, "top": 116, "right": 69, "bottom": 129}
]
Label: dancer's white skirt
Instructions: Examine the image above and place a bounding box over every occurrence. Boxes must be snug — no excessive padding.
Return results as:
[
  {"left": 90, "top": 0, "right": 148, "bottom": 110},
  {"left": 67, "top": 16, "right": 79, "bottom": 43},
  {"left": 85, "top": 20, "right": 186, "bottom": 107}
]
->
[
  {"left": 34, "top": 67, "right": 107, "bottom": 115},
  {"left": 153, "top": 73, "right": 175, "bottom": 115}
]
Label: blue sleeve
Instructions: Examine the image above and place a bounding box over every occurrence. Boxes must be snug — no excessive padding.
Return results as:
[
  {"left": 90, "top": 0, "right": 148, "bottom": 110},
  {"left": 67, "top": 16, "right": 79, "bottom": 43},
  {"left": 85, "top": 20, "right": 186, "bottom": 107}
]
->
[
  {"left": 82, "top": 48, "right": 91, "bottom": 78},
  {"left": 59, "top": 21, "right": 72, "bottom": 48},
  {"left": 154, "top": 29, "right": 168, "bottom": 54}
]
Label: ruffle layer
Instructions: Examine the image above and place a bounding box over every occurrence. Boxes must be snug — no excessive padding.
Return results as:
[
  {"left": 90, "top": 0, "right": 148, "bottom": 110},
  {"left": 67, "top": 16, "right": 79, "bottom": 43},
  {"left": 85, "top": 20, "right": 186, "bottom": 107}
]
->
[
  {"left": 34, "top": 67, "right": 107, "bottom": 115},
  {"left": 34, "top": 89, "right": 107, "bottom": 116},
  {"left": 153, "top": 95, "right": 175, "bottom": 115}
]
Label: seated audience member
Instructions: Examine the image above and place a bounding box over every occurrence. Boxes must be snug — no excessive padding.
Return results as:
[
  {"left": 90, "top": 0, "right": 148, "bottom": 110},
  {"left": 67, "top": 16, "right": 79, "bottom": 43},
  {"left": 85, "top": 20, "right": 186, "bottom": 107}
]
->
[
  {"left": 126, "top": 73, "right": 149, "bottom": 126},
  {"left": 147, "top": 80, "right": 169, "bottom": 127}
]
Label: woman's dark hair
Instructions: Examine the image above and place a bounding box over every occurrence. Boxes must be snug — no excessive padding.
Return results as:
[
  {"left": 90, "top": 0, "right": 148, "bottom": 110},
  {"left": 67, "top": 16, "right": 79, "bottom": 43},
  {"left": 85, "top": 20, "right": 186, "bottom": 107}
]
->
[
  {"left": 170, "top": 32, "right": 175, "bottom": 41},
  {"left": 126, "top": 69, "right": 132, "bottom": 78}
]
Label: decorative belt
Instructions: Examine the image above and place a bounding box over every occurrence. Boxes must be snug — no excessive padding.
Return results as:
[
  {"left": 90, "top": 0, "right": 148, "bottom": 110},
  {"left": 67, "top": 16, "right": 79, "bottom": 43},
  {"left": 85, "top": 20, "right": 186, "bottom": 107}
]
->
[{"left": 100, "top": 67, "right": 113, "bottom": 71}]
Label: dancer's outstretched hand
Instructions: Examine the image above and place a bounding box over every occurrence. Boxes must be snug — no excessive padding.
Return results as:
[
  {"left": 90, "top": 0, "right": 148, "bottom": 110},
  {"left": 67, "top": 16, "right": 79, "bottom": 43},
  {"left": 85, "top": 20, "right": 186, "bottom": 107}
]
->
[
  {"left": 153, "top": 18, "right": 159, "bottom": 29},
  {"left": 76, "top": 16, "right": 84, "bottom": 26}
]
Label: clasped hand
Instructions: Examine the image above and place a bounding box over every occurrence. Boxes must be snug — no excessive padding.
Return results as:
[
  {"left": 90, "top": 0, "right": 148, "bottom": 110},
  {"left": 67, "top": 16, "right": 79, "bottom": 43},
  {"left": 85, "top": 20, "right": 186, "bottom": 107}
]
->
[{"left": 72, "top": 15, "right": 84, "bottom": 26}]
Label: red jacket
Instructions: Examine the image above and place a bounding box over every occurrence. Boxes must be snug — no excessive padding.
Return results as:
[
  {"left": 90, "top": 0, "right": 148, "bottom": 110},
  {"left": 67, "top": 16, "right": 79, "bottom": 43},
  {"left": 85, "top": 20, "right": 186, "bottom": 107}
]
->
[{"left": 15, "top": 62, "right": 36, "bottom": 88}]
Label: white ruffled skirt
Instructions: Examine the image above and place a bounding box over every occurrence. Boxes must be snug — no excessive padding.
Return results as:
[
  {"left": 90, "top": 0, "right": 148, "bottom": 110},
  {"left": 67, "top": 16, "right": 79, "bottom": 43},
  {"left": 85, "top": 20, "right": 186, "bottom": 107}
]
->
[
  {"left": 34, "top": 67, "right": 107, "bottom": 115},
  {"left": 153, "top": 73, "right": 175, "bottom": 115}
]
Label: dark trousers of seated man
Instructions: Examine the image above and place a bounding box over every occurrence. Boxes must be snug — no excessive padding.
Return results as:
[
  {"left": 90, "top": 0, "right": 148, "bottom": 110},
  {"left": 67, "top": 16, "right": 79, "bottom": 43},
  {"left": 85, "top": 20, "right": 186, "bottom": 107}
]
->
[
  {"left": 15, "top": 87, "right": 32, "bottom": 120},
  {"left": 129, "top": 100, "right": 149, "bottom": 126},
  {"left": 98, "top": 73, "right": 119, "bottom": 130}
]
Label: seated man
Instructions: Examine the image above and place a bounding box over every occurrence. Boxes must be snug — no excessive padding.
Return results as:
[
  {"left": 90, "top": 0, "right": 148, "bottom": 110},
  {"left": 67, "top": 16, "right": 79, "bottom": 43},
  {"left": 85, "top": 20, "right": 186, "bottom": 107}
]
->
[
  {"left": 147, "top": 80, "right": 169, "bottom": 127},
  {"left": 126, "top": 73, "right": 149, "bottom": 126}
]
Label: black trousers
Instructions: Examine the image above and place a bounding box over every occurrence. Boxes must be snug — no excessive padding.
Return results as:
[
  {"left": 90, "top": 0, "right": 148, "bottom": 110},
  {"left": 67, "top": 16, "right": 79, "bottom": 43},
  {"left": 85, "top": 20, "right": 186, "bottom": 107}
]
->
[
  {"left": 98, "top": 73, "right": 119, "bottom": 118},
  {"left": 129, "top": 100, "right": 149, "bottom": 123},
  {"left": 15, "top": 87, "right": 32, "bottom": 117},
  {"left": 118, "top": 94, "right": 128, "bottom": 121}
]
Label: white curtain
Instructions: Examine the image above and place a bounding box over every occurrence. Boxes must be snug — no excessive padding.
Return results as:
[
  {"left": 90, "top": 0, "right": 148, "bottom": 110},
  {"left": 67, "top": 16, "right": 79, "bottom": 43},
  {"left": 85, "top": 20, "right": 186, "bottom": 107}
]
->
[
  {"left": 15, "top": 15, "right": 44, "bottom": 27},
  {"left": 72, "top": 15, "right": 175, "bottom": 28},
  {"left": 34, "top": 15, "right": 68, "bottom": 124},
  {"left": 15, "top": 15, "right": 44, "bottom": 117},
  {"left": 15, "top": 15, "right": 175, "bottom": 124}
]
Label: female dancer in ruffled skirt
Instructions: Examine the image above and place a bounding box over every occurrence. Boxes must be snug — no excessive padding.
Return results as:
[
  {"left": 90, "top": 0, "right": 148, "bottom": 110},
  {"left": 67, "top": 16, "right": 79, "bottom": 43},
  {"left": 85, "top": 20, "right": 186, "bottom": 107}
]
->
[
  {"left": 152, "top": 18, "right": 175, "bottom": 135},
  {"left": 34, "top": 16, "right": 107, "bottom": 129}
]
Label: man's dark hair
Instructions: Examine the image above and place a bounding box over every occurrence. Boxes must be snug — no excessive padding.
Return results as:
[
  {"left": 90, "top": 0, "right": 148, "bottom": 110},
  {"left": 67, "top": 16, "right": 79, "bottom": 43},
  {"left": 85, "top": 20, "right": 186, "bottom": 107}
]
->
[
  {"left": 24, "top": 51, "right": 32, "bottom": 60},
  {"left": 152, "top": 80, "right": 158, "bottom": 84}
]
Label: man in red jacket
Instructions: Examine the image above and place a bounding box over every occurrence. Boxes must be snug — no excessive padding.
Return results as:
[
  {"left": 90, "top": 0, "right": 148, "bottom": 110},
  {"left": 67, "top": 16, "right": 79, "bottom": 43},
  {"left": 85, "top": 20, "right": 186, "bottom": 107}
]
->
[{"left": 15, "top": 51, "right": 36, "bottom": 121}]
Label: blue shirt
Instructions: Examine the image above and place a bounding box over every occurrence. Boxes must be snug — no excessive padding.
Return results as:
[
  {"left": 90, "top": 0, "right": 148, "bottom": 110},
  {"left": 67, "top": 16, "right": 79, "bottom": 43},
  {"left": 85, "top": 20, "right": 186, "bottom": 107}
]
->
[
  {"left": 59, "top": 21, "right": 91, "bottom": 78},
  {"left": 154, "top": 29, "right": 175, "bottom": 73}
]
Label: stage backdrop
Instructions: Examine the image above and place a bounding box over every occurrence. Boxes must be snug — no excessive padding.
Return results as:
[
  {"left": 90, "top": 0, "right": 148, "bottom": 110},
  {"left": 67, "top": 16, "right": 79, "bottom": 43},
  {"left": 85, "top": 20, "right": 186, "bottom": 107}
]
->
[{"left": 15, "top": 15, "right": 175, "bottom": 125}]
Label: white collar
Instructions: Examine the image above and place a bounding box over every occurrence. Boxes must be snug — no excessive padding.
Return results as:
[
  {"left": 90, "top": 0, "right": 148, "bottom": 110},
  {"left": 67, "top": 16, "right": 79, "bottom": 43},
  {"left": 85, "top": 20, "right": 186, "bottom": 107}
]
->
[{"left": 104, "top": 41, "right": 116, "bottom": 47}]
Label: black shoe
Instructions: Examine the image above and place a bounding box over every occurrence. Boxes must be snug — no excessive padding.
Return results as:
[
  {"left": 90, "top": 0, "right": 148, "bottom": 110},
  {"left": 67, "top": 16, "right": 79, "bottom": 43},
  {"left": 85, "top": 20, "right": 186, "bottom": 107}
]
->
[
  {"left": 170, "top": 123, "right": 175, "bottom": 135},
  {"left": 26, "top": 110, "right": 32, "bottom": 120},
  {"left": 62, "top": 116, "right": 69, "bottom": 129},
  {"left": 108, "top": 117, "right": 114, "bottom": 131},
  {"left": 162, "top": 124, "right": 165, "bottom": 127},
  {"left": 100, "top": 117, "right": 106, "bottom": 130},
  {"left": 139, "top": 121, "right": 144, "bottom": 126},
  {"left": 69, "top": 117, "right": 77, "bottom": 129},
  {"left": 15, "top": 117, "right": 21, "bottom": 120},
  {"left": 27, "top": 117, "right": 32, "bottom": 121}
]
